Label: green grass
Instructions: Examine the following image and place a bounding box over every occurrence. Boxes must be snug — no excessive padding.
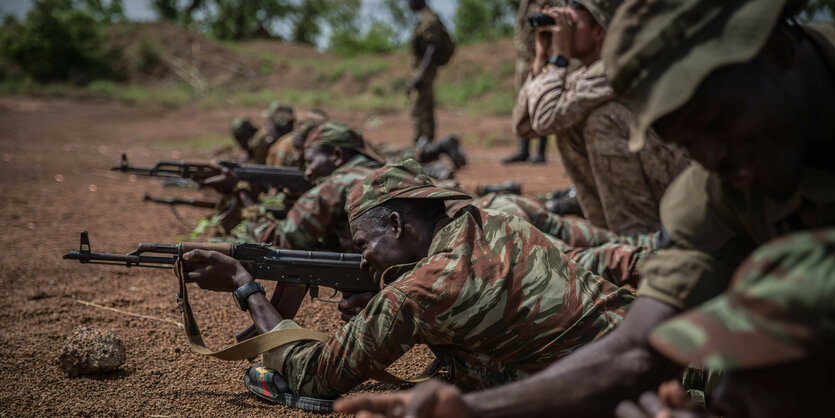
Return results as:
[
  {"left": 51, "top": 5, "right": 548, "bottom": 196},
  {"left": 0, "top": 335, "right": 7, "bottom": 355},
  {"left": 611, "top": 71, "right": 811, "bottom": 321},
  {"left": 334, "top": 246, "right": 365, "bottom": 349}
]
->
[{"left": 158, "top": 134, "right": 233, "bottom": 150}]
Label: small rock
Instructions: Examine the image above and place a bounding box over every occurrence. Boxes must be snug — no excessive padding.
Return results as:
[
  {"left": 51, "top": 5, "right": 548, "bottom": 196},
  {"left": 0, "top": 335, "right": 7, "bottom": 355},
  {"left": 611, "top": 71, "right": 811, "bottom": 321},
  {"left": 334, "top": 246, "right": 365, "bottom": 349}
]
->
[{"left": 57, "top": 327, "right": 126, "bottom": 377}]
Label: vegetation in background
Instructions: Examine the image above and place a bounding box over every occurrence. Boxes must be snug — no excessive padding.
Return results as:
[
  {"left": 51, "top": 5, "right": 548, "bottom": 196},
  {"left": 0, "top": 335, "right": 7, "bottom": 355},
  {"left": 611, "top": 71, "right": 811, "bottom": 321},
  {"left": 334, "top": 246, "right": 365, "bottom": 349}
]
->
[
  {"left": 797, "top": 0, "right": 835, "bottom": 22},
  {"left": 453, "top": 0, "right": 519, "bottom": 43},
  {"left": 0, "top": 0, "right": 124, "bottom": 83}
]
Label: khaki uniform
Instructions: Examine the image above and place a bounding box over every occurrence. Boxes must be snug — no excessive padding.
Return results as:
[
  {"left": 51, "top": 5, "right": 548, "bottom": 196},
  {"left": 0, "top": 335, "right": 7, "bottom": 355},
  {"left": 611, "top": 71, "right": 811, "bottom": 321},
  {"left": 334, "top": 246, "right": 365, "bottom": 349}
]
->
[
  {"left": 639, "top": 162, "right": 835, "bottom": 310},
  {"left": 513, "top": 60, "right": 689, "bottom": 234},
  {"left": 410, "top": 8, "right": 447, "bottom": 143}
]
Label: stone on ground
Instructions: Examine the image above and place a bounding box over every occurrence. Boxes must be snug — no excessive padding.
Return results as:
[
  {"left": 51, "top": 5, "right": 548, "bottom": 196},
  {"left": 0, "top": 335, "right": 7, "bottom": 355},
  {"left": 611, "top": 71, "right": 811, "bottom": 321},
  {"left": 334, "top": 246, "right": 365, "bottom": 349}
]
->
[{"left": 57, "top": 327, "right": 126, "bottom": 377}]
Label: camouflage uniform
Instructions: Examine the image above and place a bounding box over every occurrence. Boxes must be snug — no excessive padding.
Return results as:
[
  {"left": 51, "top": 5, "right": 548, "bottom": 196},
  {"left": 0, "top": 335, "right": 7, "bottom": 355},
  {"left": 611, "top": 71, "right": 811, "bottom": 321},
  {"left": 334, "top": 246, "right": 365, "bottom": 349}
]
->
[
  {"left": 265, "top": 133, "right": 296, "bottom": 167},
  {"left": 514, "top": 61, "right": 689, "bottom": 234},
  {"left": 594, "top": 0, "right": 835, "bottom": 307},
  {"left": 409, "top": 7, "right": 448, "bottom": 143},
  {"left": 452, "top": 193, "right": 656, "bottom": 288},
  {"left": 266, "top": 117, "right": 328, "bottom": 167},
  {"left": 247, "top": 103, "right": 294, "bottom": 165},
  {"left": 513, "top": 0, "right": 689, "bottom": 234},
  {"left": 242, "top": 122, "right": 383, "bottom": 252},
  {"left": 262, "top": 160, "right": 635, "bottom": 397},
  {"left": 650, "top": 228, "right": 835, "bottom": 372},
  {"left": 636, "top": 163, "right": 835, "bottom": 310}
]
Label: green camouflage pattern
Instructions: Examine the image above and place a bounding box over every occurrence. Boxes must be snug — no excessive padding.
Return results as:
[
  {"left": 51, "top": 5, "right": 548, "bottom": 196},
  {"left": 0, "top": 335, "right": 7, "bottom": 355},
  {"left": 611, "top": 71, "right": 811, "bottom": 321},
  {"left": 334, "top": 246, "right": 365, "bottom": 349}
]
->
[
  {"left": 263, "top": 101, "right": 294, "bottom": 126},
  {"left": 451, "top": 193, "right": 656, "bottom": 288},
  {"left": 346, "top": 159, "right": 470, "bottom": 223},
  {"left": 266, "top": 117, "right": 326, "bottom": 167},
  {"left": 247, "top": 129, "right": 272, "bottom": 165},
  {"left": 263, "top": 205, "right": 635, "bottom": 397},
  {"left": 650, "top": 228, "right": 835, "bottom": 371},
  {"left": 248, "top": 154, "right": 381, "bottom": 252},
  {"left": 602, "top": 0, "right": 788, "bottom": 151}
]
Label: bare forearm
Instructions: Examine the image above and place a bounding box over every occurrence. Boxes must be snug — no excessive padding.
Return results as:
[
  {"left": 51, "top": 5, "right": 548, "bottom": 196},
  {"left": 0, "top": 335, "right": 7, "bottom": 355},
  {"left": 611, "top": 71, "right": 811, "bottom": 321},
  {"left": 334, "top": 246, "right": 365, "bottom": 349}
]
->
[
  {"left": 415, "top": 44, "right": 437, "bottom": 82},
  {"left": 246, "top": 292, "right": 283, "bottom": 334},
  {"left": 466, "top": 297, "right": 681, "bottom": 418}
]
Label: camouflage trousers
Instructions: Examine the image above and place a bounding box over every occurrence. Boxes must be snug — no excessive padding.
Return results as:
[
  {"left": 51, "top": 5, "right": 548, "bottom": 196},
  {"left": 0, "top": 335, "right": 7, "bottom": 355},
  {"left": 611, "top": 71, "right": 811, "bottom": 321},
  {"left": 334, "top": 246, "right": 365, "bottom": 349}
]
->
[
  {"left": 473, "top": 193, "right": 658, "bottom": 288},
  {"left": 410, "top": 67, "right": 437, "bottom": 143},
  {"left": 557, "top": 101, "right": 689, "bottom": 235}
]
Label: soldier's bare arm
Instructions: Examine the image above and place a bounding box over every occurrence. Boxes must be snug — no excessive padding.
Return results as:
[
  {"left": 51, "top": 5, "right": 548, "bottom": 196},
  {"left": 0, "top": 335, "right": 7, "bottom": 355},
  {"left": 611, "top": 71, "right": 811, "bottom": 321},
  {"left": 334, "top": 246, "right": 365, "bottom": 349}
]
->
[{"left": 463, "top": 297, "right": 681, "bottom": 417}]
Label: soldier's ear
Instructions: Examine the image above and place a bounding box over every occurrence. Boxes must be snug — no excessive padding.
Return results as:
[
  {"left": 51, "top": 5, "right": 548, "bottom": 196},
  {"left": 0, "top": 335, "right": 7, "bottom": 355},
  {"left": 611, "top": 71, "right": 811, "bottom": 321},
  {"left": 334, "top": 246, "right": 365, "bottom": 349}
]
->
[{"left": 388, "top": 211, "right": 404, "bottom": 239}]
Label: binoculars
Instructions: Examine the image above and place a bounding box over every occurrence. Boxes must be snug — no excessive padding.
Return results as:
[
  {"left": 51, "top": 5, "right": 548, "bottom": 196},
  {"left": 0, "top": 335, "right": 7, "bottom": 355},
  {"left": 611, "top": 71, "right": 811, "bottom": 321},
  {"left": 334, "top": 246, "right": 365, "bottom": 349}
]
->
[{"left": 527, "top": 12, "right": 556, "bottom": 27}]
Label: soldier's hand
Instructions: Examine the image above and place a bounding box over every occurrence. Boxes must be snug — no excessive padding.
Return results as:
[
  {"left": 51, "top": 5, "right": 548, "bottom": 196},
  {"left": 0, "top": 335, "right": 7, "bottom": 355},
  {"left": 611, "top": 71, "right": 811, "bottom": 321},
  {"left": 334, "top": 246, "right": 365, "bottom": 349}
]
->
[
  {"left": 406, "top": 78, "right": 422, "bottom": 94},
  {"left": 200, "top": 164, "right": 239, "bottom": 194},
  {"left": 541, "top": 7, "right": 574, "bottom": 57},
  {"left": 615, "top": 381, "right": 713, "bottom": 418},
  {"left": 338, "top": 291, "right": 376, "bottom": 322},
  {"left": 334, "top": 379, "right": 471, "bottom": 418},
  {"left": 182, "top": 249, "right": 253, "bottom": 292}
]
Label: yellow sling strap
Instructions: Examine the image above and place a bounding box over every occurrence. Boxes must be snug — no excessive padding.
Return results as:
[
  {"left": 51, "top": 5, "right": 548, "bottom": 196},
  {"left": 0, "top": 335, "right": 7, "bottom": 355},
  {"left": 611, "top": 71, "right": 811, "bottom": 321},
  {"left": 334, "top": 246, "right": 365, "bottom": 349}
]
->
[{"left": 174, "top": 259, "right": 435, "bottom": 385}]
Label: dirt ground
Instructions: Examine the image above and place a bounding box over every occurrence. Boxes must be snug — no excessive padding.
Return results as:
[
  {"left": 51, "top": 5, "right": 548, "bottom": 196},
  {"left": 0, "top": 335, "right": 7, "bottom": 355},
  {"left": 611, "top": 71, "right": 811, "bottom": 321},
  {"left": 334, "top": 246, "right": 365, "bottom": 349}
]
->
[{"left": 0, "top": 96, "right": 571, "bottom": 416}]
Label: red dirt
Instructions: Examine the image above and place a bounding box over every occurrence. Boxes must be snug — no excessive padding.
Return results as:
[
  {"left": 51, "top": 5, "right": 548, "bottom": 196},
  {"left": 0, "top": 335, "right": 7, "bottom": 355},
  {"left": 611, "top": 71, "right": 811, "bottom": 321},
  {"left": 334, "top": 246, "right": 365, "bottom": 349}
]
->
[{"left": 0, "top": 96, "right": 569, "bottom": 416}]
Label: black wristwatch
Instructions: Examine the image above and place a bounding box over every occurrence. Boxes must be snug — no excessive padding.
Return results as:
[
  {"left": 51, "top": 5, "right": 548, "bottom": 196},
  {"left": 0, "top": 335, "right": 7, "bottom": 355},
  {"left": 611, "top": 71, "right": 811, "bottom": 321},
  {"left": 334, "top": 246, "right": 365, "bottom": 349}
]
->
[
  {"left": 232, "top": 281, "right": 265, "bottom": 312},
  {"left": 548, "top": 54, "right": 569, "bottom": 68}
]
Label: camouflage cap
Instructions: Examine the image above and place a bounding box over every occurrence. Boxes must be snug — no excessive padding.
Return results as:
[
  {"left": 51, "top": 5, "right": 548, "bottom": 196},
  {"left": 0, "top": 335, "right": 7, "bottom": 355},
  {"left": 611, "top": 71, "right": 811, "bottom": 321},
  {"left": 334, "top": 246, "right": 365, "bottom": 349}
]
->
[
  {"left": 572, "top": 0, "right": 622, "bottom": 29},
  {"left": 305, "top": 121, "right": 385, "bottom": 162},
  {"left": 346, "top": 159, "right": 470, "bottom": 223},
  {"left": 602, "top": 0, "right": 790, "bottom": 152},
  {"left": 649, "top": 229, "right": 835, "bottom": 371},
  {"left": 263, "top": 101, "right": 294, "bottom": 124}
]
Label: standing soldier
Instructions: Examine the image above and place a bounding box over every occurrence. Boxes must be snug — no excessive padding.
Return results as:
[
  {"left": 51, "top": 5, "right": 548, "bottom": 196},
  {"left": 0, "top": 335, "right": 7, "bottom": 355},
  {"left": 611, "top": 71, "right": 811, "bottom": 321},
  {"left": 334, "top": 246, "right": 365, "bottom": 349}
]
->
[
  {"left": 503, "top": 0, "right": 554, "bottom": 164},
  {"left": 512, "top": 0, "right": 689, "bottom": 234},
  {"left": 407, "top": 0, "right": 455, "bottom": 145}
]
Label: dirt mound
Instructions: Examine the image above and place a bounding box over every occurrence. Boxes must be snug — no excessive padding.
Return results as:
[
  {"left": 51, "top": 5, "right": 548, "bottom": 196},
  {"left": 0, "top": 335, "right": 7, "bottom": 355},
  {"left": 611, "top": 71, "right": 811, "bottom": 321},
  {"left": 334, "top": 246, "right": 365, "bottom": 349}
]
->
[{"left": 105, "top": 23, "right": 263, "bottom": 90}]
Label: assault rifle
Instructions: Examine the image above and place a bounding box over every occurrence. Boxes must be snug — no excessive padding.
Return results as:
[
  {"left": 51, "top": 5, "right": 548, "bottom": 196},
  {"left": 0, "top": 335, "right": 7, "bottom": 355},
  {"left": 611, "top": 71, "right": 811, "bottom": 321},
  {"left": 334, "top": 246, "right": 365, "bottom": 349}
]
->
[
  {"left": 143, "top": 194, "right": 219, "bottom": 209},
  {"left": 63, "top": 231, "right": 372, "bottom": 341},
  {"left": 143, "top": 194, "right": 289, "bottom": 219},
  {"left": 113, "top": 153, "right": 312, "bottom": 193}
]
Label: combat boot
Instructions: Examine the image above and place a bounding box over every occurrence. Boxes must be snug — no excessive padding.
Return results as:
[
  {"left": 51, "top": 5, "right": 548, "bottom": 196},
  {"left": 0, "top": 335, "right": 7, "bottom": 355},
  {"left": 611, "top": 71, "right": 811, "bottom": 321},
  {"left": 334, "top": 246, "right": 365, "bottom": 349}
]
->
[
  {"left": 476, "top": 181, "right": 522, "bottom": 196},
  {"left": 545, "top": 185, "right": 584, "bottom": 218},
  {"left": 437, "top": 134, "right": 467, "bottom": 169},
  {"left": 502, "top": 138, "right": 530, "bottom": 164},
  {"left": 421, "top": 161, "right": 454, "bottom": 180}
]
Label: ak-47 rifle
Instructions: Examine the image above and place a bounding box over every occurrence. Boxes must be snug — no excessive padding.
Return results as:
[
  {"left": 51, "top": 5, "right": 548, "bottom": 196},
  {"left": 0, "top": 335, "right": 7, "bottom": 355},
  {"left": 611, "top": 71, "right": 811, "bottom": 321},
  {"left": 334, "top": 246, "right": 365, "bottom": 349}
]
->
[
  {"left": 63, "top": 231, "right": 372, "bottom": 341},
  {"left": 113, "top": 153, "right": 312, "bottom": 193},
  {"left": 143, "top": 194, "right": 219, "bottom": 209},
  {"left": 143, "top": 194, "right": 289, "bottom": 219}
]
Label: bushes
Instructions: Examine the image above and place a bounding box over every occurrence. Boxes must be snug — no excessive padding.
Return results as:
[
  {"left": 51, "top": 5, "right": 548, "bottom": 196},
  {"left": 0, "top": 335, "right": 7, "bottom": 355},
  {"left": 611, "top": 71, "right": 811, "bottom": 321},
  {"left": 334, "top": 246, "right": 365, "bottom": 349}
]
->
[{"left": 0, "top": 0, "right": 121, "bottom": 84}]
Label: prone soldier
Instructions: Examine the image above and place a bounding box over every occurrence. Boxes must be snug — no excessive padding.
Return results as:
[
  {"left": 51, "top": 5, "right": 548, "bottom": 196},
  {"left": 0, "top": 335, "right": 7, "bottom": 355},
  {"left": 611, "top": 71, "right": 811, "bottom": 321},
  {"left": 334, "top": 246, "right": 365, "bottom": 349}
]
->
[{"left": 335, "top": 0, "right": 835, "bottom": 416}]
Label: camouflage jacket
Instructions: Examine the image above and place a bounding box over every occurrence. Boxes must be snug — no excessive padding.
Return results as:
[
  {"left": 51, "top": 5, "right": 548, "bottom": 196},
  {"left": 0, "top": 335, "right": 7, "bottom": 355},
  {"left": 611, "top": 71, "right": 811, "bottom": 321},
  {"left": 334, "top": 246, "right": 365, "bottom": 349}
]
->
[
  {"left": 411, "top": 8, "right": 446, "bottom": 68},
  {"left": 257, "top": 154, "right": 379, "bottom": 251},
  {"left": 513, "top": 60, "right": 615, "bottom": 139},
  {"left": 639, "top": 162, "right": 835, "bottom": 311},
  {"left": 265, "top": 132, "right": 297, "bottom": 167},
  {"left": 263, "top": 206, "right": 635, "bottom": 397}
]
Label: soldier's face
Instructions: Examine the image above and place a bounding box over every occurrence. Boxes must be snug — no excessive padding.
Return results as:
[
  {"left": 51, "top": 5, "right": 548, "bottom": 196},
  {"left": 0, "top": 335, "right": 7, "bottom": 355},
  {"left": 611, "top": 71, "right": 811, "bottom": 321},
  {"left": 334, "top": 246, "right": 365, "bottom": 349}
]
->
[
  {"left": 653, "top": 53, "right": 807, "bottom": 199},
  {"left": 566, "top": 7, "right": 604, "bottom": 60},
  {"left": 350, "top": 213, "right": 415, "bottom": 287},
  {"left": 303, "top": 147, "right": 338, "bottom": 181}
]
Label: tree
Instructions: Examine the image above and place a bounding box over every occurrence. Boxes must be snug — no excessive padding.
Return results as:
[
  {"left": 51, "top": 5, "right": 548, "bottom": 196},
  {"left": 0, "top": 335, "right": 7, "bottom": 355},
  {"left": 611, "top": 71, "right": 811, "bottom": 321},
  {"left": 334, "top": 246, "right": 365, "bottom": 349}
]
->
[
  {"left": 207, "top": 0, "right": 294, "bottom": 40},
  {"left": 0, "top": 0, "right": 119, "bottom": 83},
  {"left": 453, "top": 0, "right": 517, "bottom": 43}
]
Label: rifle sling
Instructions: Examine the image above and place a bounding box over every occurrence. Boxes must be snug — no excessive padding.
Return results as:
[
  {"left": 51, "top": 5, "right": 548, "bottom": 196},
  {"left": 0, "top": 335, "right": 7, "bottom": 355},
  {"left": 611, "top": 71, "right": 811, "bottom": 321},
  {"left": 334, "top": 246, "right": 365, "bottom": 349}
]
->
[{"left": 173, "top": 259, "right": 434, "bottom": 385}]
